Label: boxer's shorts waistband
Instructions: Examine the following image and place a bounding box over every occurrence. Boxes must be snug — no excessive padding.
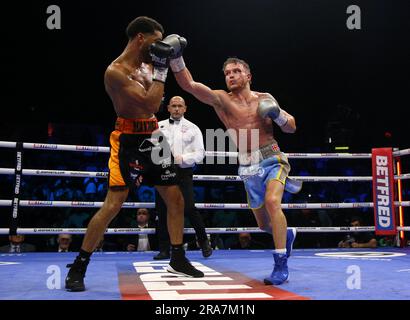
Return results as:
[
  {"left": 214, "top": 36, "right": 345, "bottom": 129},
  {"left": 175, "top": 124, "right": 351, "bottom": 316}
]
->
[
  {"left": 238, "top": 142, "right": 282, "bottom": 166},
  {"left": 115, "top": 117, "right": 159, "bottom": 134}
]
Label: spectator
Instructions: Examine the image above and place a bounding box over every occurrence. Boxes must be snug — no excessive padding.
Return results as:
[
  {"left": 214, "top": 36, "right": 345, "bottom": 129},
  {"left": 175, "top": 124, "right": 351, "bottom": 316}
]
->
[
  {"left": 63, "top": 209, "right": 90, "bottom": 228},
  {"left": 230, "top": 233, "right": 266, "bottom": 250},
  {"left": 71, "top": 181, "right": 85, "bottom": 201},
  {"left": 211, "top": 209, "right": 239, "bottom": 249},
  {"left": 57, "top": 234, "right": 72, "bottom": 252},
  {"left": 210, "top": 234, "right": 225, "bottom": 250},
  {"left": 138, "top": 186, "right": 155, "bottom": 202},
  {"left": 0, "top": 235, "right": 36, "bottom": 253},
  {"left": 338, "top": 216, "right": 377, "bottom": 248},
  {"left": 186, "top": 234, "right": 213, "bottom": 251},
  {"left": 126, "top": 209, "right": 158, "bottom": 252},
  {"left": 83, "top": 177, "right": 98, "bottom": 200}
]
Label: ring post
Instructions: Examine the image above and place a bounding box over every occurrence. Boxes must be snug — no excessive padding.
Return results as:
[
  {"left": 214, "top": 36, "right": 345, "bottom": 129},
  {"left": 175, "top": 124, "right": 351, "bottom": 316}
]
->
[{"left": 9, "top": 142, "right": 23, "bottom": 236}]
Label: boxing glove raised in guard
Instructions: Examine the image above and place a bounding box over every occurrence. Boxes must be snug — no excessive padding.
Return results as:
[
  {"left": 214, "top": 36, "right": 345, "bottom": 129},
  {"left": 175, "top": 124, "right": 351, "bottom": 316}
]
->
[
  {"left": 150, "top": 41, "right": 173, "bottom": 83},
  {"left": 257, "top": 98, "right": 288, "bottom": 127}
]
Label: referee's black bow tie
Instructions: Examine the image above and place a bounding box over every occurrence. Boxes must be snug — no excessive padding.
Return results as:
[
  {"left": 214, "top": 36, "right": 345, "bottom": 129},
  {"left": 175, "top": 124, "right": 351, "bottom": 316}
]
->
[{"left": 169, "top": 118, "right": 180, "bottom": 124}]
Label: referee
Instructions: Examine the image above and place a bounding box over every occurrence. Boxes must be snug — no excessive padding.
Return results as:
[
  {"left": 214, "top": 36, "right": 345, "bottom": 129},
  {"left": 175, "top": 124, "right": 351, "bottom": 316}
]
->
[{"left": 154, "top": 96, "right": 212, "bottom": 259}]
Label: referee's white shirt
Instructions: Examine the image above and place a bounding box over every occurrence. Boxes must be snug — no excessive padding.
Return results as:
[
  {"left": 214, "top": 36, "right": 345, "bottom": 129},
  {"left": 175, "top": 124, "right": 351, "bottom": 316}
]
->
[{"left": 158, "top": 117, "right": 205, "bottom": 168}]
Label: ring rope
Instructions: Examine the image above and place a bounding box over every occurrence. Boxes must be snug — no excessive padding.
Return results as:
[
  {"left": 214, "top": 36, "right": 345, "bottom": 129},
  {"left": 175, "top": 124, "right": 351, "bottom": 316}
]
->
[
  {"left": 1, "top": 141, "right": 409, "bottom": 159},
  {"left": 1, "top": 141, "right": 408, "bottom": 239},
  {"left": 0, "top": 200, "right": 409, "bottom": 209},
  {"left": 0, "top": 226, "right": 408, "bottom": 235},
  {"left": 1, "top": 168, "right": 410, "bottom": 182}
]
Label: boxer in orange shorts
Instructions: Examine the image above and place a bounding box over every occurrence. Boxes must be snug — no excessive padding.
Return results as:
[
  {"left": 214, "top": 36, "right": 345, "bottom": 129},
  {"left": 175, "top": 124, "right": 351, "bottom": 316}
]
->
[{"left": 65, "top": 17, "right": 203, "bottom": 292}]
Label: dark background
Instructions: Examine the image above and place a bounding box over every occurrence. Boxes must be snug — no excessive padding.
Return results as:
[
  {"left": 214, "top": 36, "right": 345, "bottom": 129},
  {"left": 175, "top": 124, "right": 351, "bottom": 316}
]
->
[{"left": 1, "top": 0, "right": 410, "bottom": 151}]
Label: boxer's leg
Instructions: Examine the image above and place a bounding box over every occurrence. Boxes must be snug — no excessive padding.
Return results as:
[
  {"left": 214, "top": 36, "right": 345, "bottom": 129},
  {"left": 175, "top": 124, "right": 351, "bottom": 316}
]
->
[
  {"left": 252, "top": 206, "right": 296, "bottom": 258},
  {"left": 264, "top": 179, "right": 287, "bottom": 250},
  {"left": 263, "top": 179, "right": 290, "bottom": 285},
  {"left": 65, "top": 187, "right": 129, "bottom": 291},
  {"left": 81, "top": 188, "right": 129, "bottom": 252},
  {"left": 252, "top": 206, "right": 271, "bottom": 234}
]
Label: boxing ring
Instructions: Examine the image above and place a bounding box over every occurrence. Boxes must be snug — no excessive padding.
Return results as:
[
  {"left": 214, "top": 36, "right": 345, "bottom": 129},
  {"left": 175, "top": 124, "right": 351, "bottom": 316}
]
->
[{"left": 0, "top": 141, "right": 410, "bottom": 300}]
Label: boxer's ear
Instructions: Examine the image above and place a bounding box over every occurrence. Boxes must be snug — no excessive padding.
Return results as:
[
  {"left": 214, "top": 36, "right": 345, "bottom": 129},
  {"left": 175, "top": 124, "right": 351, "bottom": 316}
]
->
[
  {"left": 247, "top": 72, "right": 252, "bottom": 85},
  {"left": 135, "top": 33, "right": 145, "bottom": 44}
]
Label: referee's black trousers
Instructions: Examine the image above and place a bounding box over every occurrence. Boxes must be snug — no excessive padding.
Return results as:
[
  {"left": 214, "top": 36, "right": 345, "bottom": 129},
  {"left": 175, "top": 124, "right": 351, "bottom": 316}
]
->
[{"left": 155, "top": 167, "right": 207, "bottom": 251}]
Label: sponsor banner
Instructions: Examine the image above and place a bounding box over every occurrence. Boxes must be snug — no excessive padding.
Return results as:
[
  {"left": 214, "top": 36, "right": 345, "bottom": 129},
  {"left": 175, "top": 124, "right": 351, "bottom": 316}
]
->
[
  {"left": 118, "top": 260, "right": 308, "bottom": 300},
  {"left": 321, "top": 153, "right": 338, "bottom": 157},
  {"left": 285, "top": 204, "right": 307, "bottom": 209},
  {"left": 315, "top": 252, "right": 406, "bottom": 259},
  {"left": 372, "top": 148, "right": 397, "bottom": 235},
  {"left": 224, "top": 176, "right": 239, "bottom": 181},
  {"left": 71, "top": 201, "right": 96, "bottom": 207},
  {"left": 75, "top": 146, "right": 100, "bottom": 152},
  {"left": 320, "top": 203, "right": 340, "bottom": 209},
  {"left": 32, "top": 144, "right": 58, "bottom": 150},
  {"left": 287, "top": 153, "right": 308, "bottom": 157},
  {"left": 203, "top": 203, "right": 226, "bottom": 209},
  {"left": 35, "top": 170, "right": 65, "bottom": 175},
  {"left": 10, "top": 144, "right": 24, "bottom": 236},
  {"left": 33, "top": 228, "right": 87, "bottom": 233},
  {"left": 26, "top": 201, "right": 53, "bottom": 206}
]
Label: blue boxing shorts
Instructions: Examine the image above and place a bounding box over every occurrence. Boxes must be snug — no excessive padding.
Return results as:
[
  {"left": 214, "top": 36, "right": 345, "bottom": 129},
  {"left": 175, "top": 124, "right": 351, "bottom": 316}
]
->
[{"left": 238, "top": 142, "right": 302, "bottom": 209}]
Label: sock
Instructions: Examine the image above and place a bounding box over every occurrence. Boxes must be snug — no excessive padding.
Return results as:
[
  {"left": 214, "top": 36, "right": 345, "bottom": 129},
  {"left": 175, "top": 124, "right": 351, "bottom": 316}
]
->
[
  {"left": 171, "top": 244, "right": 185, "bottom": 259},
  {"left": 78, "top": 249, "right": 92, "bottom": 262},
  {"left": 171, "top": 244, "right": 183, "bottom": 251},
  {"left": 274, "top": 248, "right": 286, "bottom": 255}
]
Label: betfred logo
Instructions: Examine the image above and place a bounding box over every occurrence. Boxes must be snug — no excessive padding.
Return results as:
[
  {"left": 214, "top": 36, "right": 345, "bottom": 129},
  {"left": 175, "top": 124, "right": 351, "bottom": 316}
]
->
[
  {"left": 75, "top": 146, "right": 100, "bottom": 152},
  {"left": 33, "top": 144, "right": 58, "bottom": 150},
  {"left": 321, "top": 203, "right": 339, "bottom": 209},
  {"left": 286, "top": 204, "right": 307, "bottom": 209},
  {"left": 204, "top": 204, "right": 225, "bottom": 208},
  {"left": 28, "top": 201, "right": 52, "bottom": 206},
  {"left": 372, "top": 148, "right": 396, "bottom": 235},
  {"left": 118, "top": 261, "right": 308, "bottom": 300},
  {"left": 71, "top": 201, "right": 95, "bottom": 207},
  {"left": 374, "top": 156, "right": 392, "bottom": 227}
]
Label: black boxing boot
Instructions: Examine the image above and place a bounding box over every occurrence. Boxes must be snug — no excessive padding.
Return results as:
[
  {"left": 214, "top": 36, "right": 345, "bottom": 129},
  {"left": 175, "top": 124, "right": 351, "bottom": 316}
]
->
[
  {"left": 167, "top": 244, "right": 204, "bottom": 278},
  {"left": 65, "top": 250, "right": 91, "bottom": 292}
]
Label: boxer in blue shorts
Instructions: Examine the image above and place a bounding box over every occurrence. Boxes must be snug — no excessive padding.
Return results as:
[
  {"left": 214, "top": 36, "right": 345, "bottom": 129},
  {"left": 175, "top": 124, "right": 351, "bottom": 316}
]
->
[
  {"left": 238, "top": 146, "right": 300, "bottom": 209},
  {"left": 165, "top": 34, "right": 302, "bottom": 285}
]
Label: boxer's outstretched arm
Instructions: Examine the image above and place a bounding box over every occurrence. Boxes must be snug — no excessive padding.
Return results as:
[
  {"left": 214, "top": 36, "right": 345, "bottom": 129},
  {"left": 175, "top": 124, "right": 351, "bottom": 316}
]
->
[
  {"left": 173, "top": 67, "right": 222, "bottom": 108},
  {"left": 105, "top": 65, "right": 164, "bottom": 114}
]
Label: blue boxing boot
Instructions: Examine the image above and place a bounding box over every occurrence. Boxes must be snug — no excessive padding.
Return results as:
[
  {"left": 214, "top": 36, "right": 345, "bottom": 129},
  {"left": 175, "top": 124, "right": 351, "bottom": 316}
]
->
[
  {"left": 286, "top": 228, "right": 297, "bottom": 258},
  {"left": 264, "top": 253, "right": 289, "bottom": 285}
]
